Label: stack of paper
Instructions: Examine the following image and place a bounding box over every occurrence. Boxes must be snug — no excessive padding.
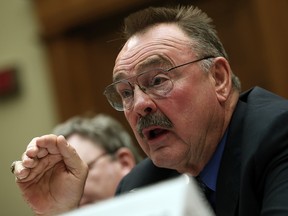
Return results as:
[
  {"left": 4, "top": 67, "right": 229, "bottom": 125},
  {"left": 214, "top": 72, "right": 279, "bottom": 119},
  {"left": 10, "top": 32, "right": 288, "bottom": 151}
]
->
[{"left": 62, "top": 174, "right": 215, "bottom": 216}]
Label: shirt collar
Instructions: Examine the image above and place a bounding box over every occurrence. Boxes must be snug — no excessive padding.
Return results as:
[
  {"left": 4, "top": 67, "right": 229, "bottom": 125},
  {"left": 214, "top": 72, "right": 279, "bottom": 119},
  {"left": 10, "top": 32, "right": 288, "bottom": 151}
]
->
[{"left": 199, "top": 130, "right": 228, "bottom": 191}]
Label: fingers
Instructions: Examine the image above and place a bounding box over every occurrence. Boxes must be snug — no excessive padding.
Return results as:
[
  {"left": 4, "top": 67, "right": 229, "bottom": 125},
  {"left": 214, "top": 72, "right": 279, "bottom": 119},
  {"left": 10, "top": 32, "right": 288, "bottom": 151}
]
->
[
  {"left": 26, "top": 135, "right": 57, "bottom": 158},
  {"left": 11, "top": 134, "right": 61, "bottom": 182},
  {"left": 25, "top": 137, "right": 49, "bottom": 159},
  {"left": 36, "top": 134, "right": 60, "bottom": 155},
  {"left": 11, "top": 134, "right": 87, "bottom": 182},
  {"left": 21, "top": 135, "right": 55, "bottom": 169},
  {"left": 11, "top": 161, "right": 31, "bottom": 181}
]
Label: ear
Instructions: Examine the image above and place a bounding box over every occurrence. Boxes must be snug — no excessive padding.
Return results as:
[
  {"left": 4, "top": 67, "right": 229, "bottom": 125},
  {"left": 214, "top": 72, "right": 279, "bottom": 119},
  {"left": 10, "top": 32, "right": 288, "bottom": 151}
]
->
[
  {"left": 210, "top": 57, "right": 232, "bottom": 103},
  {"left": 114, "top": 147, "right": 136, "bottom": 175}
]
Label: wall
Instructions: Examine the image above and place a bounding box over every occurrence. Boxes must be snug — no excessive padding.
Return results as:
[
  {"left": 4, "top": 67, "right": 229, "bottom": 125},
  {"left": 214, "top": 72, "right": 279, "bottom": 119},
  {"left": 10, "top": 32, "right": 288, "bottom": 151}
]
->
[{"left": 0, "top": 1, "right": 58, "bottom": 215}]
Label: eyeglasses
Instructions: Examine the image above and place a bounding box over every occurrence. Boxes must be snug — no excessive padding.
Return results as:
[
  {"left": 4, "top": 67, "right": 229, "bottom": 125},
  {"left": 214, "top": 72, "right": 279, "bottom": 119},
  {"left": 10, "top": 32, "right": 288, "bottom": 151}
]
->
[
  {"left": 103, "top": 56, "right": 214, "bottom": 111},
  {"left": 87, "top": 153, "right": 108, "bottom": 170}
]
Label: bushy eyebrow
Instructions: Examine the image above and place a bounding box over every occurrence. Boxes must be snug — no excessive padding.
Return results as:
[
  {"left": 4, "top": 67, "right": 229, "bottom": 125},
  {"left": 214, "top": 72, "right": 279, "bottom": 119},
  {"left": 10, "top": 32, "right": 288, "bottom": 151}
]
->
[{"left": 113, "top": 56, "right": 171, "bottom": 82}]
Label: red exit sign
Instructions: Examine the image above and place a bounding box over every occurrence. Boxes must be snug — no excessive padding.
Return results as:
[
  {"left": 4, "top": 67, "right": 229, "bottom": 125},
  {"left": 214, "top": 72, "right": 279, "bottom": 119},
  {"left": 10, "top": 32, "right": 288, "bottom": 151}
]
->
[{"left": 0, "top": 67, "right": 19, "bottom": 98}]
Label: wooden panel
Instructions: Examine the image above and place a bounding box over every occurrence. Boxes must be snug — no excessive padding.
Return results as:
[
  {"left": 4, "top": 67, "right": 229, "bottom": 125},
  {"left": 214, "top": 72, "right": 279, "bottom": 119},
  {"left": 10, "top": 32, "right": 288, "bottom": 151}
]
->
[
  {"left": 32, "top": 0, "right": 163, "bottom": 36},
  {"left": 193, "top": 0, "right": 288, "bottom": 98},
  {"left": 45, "top": 17, "right": 131, "bottom": 127},
  {"left": 33, "top": 0, "right": 288, "bottom": 125},
  {"left": 253, "top": 0, "right": 288, "bottom": 98}
]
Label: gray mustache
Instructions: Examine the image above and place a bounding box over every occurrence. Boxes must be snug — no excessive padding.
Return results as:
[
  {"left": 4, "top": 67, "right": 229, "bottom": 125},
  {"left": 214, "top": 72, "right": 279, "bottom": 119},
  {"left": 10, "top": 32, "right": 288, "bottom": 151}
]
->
[{"left": 136, "top": 113, "right": 173, "bottom": 138}]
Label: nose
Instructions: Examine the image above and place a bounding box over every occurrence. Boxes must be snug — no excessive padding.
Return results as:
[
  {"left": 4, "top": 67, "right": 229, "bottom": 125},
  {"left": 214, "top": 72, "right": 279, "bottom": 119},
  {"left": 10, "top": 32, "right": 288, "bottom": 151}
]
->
[{"left": 132, "top": 85, "right": 156, "bottom": 116}]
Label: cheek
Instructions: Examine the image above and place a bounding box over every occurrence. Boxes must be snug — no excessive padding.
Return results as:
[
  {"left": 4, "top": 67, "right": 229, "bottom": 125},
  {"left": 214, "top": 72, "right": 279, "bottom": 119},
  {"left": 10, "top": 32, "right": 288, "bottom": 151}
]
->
[
  {"left": 85, "top": 166, "right": 112, "bottom": 192},
  {"left": 164, "top": 86, "right": 215, "bottom": 137},
  {"left": 124, "top": 111, "right": 135, "bottom": 131},
  {"left": 171, "top": 79, "right": 215, "bottom": 115},
  {"left": 161, "top": 89, "right": 194, "bottom": 125},
  {"left": 85, "top": 169, "right": 101, "bottom": 186},
  {"left": 83, "top": 173, "right": 99, "bottom": 196}
]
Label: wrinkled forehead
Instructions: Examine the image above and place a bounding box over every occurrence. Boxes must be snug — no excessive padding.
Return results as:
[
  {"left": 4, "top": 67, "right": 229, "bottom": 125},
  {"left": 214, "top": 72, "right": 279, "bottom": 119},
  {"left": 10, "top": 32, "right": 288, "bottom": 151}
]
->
[
  {"left": 113, "top": 55, "right": 171, "bottom": 82},
  {"left": 113, "top": 23, "right": 194, "bottom": 81}
]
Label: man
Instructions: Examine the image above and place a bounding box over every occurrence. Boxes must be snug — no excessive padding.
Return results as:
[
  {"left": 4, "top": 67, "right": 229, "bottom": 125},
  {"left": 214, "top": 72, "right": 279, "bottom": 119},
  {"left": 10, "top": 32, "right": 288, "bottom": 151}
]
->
[
  {"left": 51, "top": 114, "right": 142, "bottom": 206},
  {"left": 11, "top": 5, "right": 288, "bottom": 216}
]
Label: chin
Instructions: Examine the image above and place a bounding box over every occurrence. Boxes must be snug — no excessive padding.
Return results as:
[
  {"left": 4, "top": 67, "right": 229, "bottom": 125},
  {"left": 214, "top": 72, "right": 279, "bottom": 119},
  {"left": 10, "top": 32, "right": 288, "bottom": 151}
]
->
[
  {"left": 151, "top": 156, "right": 175, "bottom": 169},
  {"left": 152, "top": 150, "right": 186, "bottom": 170}
]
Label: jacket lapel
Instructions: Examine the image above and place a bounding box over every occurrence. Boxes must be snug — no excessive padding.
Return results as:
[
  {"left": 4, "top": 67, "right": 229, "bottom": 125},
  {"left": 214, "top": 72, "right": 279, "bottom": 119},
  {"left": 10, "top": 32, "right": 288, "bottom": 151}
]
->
[{"left": 215, "top": 100, "right": 246, "bottom": 216}]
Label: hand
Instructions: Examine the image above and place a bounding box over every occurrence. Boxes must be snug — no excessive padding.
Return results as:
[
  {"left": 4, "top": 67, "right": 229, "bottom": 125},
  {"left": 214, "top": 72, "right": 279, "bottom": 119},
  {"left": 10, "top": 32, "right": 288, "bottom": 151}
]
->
[{"left": 11, "top": 135, "right": 88, "bottom": 216}]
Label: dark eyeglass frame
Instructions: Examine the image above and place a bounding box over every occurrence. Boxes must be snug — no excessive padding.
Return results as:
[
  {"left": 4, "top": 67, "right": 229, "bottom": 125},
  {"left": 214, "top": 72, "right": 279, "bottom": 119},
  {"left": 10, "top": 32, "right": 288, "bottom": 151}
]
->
[
  {"left": 87, "top": 152, "right": 108, "bottom": 170},
  {"left": 103, "top": 55, "right": 215, "bottom": 111}
]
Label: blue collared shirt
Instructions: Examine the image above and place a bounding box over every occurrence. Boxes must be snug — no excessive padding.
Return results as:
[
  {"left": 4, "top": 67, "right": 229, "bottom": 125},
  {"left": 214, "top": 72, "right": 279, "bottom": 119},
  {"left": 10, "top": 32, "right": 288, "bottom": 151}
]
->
[{"left": 199, "top": 130, "right": 228, "bottom": 192}]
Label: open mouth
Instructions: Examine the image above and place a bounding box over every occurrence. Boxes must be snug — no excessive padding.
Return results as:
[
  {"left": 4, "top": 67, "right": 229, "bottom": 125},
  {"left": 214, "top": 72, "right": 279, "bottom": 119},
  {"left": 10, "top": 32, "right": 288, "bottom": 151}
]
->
[{"left": 145, "top": 128, "right": 169, "bottom": 140}]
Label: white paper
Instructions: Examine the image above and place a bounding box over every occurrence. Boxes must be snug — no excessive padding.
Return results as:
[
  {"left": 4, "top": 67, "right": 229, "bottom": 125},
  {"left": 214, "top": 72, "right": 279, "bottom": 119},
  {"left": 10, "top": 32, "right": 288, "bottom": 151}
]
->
[{"left": 61, "top": 174, "right": 215, "bottom": 216}]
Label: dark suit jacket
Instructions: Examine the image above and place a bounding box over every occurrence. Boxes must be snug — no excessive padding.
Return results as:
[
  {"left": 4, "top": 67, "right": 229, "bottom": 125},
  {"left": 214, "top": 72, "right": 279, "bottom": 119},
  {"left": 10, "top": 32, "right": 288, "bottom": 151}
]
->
[{"left": 115, "top": 87, "right": 288, "bottom": 216}]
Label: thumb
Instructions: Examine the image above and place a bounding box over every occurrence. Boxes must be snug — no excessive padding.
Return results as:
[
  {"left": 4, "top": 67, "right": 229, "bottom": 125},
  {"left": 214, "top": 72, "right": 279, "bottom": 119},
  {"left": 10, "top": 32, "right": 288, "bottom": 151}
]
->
[{"left": 56, "top": 135, "right": 88, "bottom": 178}]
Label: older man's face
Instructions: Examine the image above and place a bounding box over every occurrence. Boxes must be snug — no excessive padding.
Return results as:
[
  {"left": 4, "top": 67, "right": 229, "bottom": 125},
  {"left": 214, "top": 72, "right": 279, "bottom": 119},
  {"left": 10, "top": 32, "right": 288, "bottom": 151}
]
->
[{"left": 113, "top": 23, "right": 223, "bottom": 175}]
